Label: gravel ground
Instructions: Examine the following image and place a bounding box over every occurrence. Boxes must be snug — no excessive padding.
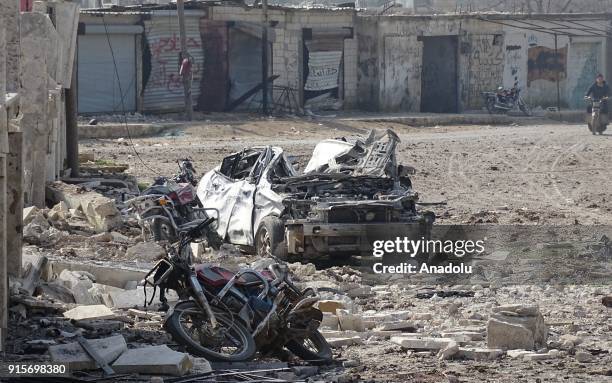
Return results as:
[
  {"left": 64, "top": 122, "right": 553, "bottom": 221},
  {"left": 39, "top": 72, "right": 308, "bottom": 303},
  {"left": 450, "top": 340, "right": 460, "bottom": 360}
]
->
[
  {"left": 84, "top": 116, "right": 612, "bottom": 226},
  {"left": 74, "top": 116, "right": 612, "bottom": 382}
]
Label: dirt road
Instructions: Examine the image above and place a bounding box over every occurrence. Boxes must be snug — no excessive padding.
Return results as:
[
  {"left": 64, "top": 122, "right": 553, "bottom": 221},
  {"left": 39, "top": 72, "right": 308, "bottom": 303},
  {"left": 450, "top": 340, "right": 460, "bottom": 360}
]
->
[{"left": 85, "top": 116, "right": 612, "bottom": 226}]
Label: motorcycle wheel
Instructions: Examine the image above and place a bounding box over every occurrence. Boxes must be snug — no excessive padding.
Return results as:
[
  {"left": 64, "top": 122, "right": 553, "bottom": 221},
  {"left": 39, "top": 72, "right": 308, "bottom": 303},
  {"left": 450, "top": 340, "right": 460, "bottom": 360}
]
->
[
  {"left": 165, "top": 301, "right": 256, "bottom": 362},
  {"left": 151, "top": 217, "right": 177, "bottom": 243},
  {"left": 285, "top": 330, "right": 333, "bottom": 362},
  {"left": 518, "top": 99, "right": 531, "bottom": 116}
]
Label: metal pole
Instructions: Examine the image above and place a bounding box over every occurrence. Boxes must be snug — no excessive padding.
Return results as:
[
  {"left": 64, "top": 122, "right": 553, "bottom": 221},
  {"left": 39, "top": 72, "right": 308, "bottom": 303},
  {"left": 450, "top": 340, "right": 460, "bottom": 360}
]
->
[
  {"left": 554, "top": 33, "right": 561, "bottom": 112},
  {"left": 261, "top": 0, "right": 269, "bottom": 115},
  {"left": 66, "top": 42, "right": 79, "bottom": 177},
  {"left": 177, "top": 0, "right": 193, "bottom": 121}
]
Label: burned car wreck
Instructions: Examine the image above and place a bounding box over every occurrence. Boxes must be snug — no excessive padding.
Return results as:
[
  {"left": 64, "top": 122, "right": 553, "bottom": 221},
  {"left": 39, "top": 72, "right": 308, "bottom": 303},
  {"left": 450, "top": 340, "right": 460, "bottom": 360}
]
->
[{"left": 197, "top": 129, "right": 434, "bottom": 259}]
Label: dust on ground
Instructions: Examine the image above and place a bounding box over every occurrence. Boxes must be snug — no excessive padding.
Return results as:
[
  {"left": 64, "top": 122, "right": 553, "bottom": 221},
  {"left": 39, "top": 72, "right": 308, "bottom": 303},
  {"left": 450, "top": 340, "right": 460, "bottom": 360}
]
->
[{"left": 85, "top": 116, "right": 612, "bottom": 226}]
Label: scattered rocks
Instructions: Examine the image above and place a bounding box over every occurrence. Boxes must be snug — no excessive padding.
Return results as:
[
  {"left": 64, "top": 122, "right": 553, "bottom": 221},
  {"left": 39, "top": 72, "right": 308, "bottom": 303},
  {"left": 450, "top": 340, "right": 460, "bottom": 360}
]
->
[{"left": 575, "top": 350, "right": 594, "bottom": 363}]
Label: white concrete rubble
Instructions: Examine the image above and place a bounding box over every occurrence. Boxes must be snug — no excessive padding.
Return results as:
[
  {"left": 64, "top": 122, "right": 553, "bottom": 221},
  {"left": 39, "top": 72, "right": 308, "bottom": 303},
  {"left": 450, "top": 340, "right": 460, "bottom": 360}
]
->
[
  {"left": 48, "top": 335, "right": 127, "bottom": 370},
  {"left": 111, "top": 345, "right": 193, "bottom": 376}
]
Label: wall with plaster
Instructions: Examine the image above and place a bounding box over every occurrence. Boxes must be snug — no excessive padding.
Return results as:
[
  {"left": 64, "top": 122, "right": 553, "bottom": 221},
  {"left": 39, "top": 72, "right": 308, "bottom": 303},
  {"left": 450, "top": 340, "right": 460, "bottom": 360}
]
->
[{"left": 501, "top": 24, "right": 607, "bottom": 110}]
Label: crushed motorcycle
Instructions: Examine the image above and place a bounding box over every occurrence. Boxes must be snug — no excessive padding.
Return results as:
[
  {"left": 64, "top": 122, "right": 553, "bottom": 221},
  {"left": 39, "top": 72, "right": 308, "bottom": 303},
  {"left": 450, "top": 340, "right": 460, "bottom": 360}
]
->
[{"left": 143, "top": 218, "right": 332, "bottom": 363}]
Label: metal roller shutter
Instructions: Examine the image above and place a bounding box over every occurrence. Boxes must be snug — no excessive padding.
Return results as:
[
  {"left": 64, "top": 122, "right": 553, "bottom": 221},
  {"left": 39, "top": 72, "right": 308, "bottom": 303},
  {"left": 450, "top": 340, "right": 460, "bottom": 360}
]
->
[{"left": 78, "top": 32, "right": 137, "bottom": 114}]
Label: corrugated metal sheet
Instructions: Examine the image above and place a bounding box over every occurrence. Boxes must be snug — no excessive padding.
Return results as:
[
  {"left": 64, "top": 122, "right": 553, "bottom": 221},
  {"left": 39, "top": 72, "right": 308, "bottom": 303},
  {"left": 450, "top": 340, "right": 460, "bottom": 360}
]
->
[
  {"left": 143, "top": 12, "right": 204, "bottom": 112},
  {"left": 78, "top": 33, "right": 137, "bottom": 113}
]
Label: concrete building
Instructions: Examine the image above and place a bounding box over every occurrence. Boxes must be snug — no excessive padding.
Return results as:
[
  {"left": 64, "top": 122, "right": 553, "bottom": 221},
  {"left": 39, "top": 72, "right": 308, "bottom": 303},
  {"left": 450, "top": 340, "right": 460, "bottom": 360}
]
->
[
  {"left": 356, "top": 13, "right": 612, "bottom": 112},
  {"left": 0, "top": 0, "right": 79, "bottom": 351},
  {"left": 78, "top": 4, "right": 357, "bottom": 114}
]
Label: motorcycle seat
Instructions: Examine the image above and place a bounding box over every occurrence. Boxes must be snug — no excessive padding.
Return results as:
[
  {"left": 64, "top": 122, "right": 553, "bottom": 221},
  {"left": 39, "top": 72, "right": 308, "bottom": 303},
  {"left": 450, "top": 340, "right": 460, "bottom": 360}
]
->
[{"left": 195, "top": 264, "right": 274, "bottom": 288}]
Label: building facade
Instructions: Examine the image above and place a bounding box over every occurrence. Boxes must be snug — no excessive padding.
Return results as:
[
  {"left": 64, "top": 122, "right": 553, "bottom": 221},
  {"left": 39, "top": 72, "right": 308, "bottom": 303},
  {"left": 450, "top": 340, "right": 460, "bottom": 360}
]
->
[{"left": 77, "top": 6, "right": 612, "bottom": 114}]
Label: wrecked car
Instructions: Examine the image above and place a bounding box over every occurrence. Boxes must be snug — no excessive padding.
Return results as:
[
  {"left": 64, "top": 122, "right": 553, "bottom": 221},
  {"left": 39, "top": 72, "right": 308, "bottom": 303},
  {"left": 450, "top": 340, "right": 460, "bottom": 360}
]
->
[{"left": 197, "top": 129, "right": 434, "bottom": 259}]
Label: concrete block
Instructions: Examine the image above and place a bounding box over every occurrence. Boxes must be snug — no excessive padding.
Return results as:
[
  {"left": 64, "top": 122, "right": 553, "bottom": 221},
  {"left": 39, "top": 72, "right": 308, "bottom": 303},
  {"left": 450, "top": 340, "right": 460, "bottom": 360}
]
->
[
  {"left": 391, "top": 337, "right": 455, "bottom": 351},
  {"left": 49, "top": 335, "right": 127, "bottom": 370},
  {"left": 63, "top": 305, "right": 115, "bottom": 321},
  {"left": 337, "top": 309, "right": 364, "bottom": 332},
  {"left": 112, "top": 345, "right": 193, "bottom": 376},
  {"left": 441, "top": 331, "right": 485, "bottom": 342},
  {"left": 487, "top": 304, "right": 547, "bottom": 350},
  {"left": 376, "top": 321, "right": 417, "bottom": 332},
  {"left": 317, "top": 300, "right": 345, "bottom": 314},
  {"left": 320, "top": 312, "right": 339, "bottom": 330}
]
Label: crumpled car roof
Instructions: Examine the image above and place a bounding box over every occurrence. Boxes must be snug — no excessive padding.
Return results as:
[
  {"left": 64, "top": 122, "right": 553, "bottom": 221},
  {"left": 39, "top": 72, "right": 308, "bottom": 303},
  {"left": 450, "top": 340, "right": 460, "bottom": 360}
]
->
[{"left": 303, "top": 129, "right": 400, "bottom": 178}]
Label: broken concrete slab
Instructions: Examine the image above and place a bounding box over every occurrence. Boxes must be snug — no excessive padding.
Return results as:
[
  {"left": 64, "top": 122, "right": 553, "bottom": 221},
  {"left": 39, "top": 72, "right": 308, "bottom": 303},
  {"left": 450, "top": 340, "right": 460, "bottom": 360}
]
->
[
  {"left": 58, "top": 269, "right": 97, "bottom": 305},
  {"left": 376, "top": 321, "right": 417, "bottom": 332},
  {"left": 391, "top": 337, "right": 455, "bottom": 351},
  {"left": 63, "top": 304, "right": 115, "bottom": 321},
  {"left": 49, "top": 335, "right": 127, "bottom": 370},
  {"left": 441, "top": 331, "right": 485, "bottom": 342},
  {"left": 111, "top": 345, "right": 193, "bottom": 376},
  {"left": 522, "top": 349, "right": 560, "bottom": 361}
]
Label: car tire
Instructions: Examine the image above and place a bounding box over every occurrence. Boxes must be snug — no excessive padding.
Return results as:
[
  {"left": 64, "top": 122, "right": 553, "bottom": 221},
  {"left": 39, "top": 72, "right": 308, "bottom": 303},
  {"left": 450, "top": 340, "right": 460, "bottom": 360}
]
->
[{"left": 255, "top": 216, "right": 288, "bottom": 259}]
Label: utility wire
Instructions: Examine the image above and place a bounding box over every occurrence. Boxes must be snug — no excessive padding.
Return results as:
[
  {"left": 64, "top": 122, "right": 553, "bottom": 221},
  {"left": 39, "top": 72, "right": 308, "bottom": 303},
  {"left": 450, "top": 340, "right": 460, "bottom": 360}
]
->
[{"left": 101, "top": 15, "right": 161, "bottom": 177}]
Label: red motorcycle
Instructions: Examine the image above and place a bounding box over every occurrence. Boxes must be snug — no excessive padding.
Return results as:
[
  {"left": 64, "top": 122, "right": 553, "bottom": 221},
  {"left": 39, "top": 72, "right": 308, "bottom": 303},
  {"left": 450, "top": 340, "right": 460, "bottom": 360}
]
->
[
  {"left": 145, "top": 219, "right": 332, "bottom": 362},
  {"left": 125, "top": 159, "right": 219, "bottom": 244}
]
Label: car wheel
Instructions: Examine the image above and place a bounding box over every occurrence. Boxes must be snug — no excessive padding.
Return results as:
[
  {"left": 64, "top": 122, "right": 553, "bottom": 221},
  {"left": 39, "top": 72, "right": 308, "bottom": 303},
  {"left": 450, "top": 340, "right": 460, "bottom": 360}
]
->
[{"left": 255, "top": 217, "right": 288, "bottom": 259}]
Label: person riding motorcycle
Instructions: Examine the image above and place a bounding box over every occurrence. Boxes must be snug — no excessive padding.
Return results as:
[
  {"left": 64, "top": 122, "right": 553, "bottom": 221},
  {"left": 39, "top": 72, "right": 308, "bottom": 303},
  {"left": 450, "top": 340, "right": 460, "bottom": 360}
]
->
[{"left": 585, "top": 73, "right": 609, "bottom": 115}]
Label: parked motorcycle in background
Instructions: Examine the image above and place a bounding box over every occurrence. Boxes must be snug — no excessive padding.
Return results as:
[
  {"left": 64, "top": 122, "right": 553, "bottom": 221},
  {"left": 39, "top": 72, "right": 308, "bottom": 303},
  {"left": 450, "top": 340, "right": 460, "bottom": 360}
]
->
[
  {"left": 125, "top": 159, "right": 219, "bottom": 244},
  {"left": 482, "top": 82, "right": 531, "bottom": 116},
  {"left": 585, "top": 96, "right": 609, "bottom": 135}
]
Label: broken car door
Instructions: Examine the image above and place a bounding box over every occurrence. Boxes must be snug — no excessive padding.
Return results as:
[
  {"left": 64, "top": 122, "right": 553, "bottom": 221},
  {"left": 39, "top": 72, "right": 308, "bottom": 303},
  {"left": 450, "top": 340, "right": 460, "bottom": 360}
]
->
[{"left": 225, "top": 147, "right": 273, "bottom": 246}]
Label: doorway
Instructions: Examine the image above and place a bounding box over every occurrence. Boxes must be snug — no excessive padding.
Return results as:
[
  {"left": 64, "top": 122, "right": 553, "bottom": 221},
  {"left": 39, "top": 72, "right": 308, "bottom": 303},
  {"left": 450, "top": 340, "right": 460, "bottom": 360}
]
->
[{"left": 420, "top": 35, "right": 458, "bottom": 113}]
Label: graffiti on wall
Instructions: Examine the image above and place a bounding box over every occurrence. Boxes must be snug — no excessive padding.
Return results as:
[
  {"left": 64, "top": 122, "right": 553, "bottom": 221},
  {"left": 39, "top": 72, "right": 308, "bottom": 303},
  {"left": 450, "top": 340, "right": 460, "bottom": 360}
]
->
[
  {"left": 527, "top": 46, "right": 567, "bottom": 85},
  {"left": 148, "top": 33, "right": 202, "bottom": 93},
  {"left": 505, "top": 44, "right": 524, "bottom": 86},
  {"left": 143, "top": 16, "right": 205, "bottom": 111},
  {"left": 468, "top": 34, "right": 503, "bottom": 108}
]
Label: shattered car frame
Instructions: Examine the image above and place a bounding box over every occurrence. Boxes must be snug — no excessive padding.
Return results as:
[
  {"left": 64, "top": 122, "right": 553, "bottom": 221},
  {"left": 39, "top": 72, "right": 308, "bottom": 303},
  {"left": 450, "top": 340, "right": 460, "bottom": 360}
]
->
[{"left": 197, "top": 129, "right": 434, "bottom": 258}]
